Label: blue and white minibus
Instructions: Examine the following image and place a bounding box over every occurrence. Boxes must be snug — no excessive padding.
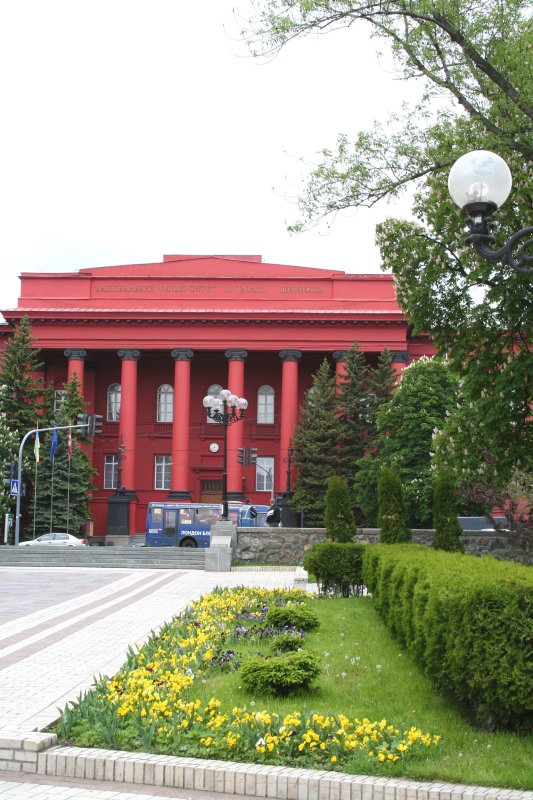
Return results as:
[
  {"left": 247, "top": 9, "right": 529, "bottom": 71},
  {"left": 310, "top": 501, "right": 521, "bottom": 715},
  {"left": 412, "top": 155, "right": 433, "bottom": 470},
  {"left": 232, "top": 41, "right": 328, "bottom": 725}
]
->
[{"left": 145, "top": 502, "right": 270, "bottom": 547}]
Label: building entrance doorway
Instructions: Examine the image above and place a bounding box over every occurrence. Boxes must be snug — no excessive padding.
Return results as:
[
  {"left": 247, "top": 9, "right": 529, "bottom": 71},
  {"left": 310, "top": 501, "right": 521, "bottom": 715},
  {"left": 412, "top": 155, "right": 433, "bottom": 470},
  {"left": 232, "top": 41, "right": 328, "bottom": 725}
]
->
[{"left": 200, "top": 480, "right": 222, "bottom": 503}]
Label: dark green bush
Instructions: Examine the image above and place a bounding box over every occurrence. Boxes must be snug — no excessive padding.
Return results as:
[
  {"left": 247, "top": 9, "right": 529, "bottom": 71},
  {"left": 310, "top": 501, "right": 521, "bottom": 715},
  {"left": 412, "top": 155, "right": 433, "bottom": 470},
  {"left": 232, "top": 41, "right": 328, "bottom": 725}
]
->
[
  {"left": 265, "top": 603, "right": 320, "bottom": 631},
  {"left": 271, "top": 631, "right": 304, "bottom": 652},
  {"left": 324, "top": 475, "right": 356, "bottom": 542},
  {"left": 377, "top": 466, "right": 412, "bottom": 542},
  {"left": 363, "top": 544, "right": 533, "bottom": 730},
  {"left": 240, "top": 650, "right": 321, "bottom": 695},
  {"left": 432, "top": 470, "right": 464, "bottom": 552},
  {"left": 303, "top": 542, "right": 365, "bottom": 596}
]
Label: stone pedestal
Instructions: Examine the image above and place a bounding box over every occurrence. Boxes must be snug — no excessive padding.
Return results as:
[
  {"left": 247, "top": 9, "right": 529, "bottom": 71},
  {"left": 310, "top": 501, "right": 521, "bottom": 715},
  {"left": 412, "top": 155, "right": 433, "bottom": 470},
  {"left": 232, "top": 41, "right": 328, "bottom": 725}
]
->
[{"left": 107, "top": 491, "right": 137, "bottom": 538}]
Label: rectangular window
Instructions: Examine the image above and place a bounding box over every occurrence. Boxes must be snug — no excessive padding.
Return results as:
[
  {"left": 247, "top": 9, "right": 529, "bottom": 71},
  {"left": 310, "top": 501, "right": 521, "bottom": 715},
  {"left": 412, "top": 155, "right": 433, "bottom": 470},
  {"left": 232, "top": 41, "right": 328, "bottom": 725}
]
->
[
  {"left": 256, "top": 456, "right": 274, "bottom": 493},
  {"left": 104, "top": 455, "right": 118, "bottom": 490},
  {"left": 155, "top": 455, "right": 172, "bottom": 490},
  {"left": 257, "top": 393, "right": 274, "bottom": 424},
  {"left": 54, "top": 390, "right": 67, "bottom": 413}
]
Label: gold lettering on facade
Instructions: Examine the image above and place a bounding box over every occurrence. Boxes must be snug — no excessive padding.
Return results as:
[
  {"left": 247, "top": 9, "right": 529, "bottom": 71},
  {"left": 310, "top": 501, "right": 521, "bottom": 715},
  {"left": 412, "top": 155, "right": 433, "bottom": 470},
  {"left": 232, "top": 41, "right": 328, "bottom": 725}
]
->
[
  {"left": 239, "top": 286, "right": 266, "bottom": 293},
  {"left": 95, "top": 285, "right": 155, "bottom": 292},
  {"left": 159, "top": 285, "right": 216, "bottom": 293},
  {"left": 280, "top": 285, "right": 324, "bottom": 294}
]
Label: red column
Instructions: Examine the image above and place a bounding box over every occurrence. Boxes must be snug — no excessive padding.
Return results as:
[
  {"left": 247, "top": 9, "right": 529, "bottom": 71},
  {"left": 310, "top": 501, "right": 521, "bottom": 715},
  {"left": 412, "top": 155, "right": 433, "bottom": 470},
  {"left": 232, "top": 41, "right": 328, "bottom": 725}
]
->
[
  {"left": 226, "top": 349, "right": 247, "bottom": 501},
  {"left": 169, "top": 349, "right": 193, "bottom": 500},
  {"left": 333, "top": 350, "right": 348, "bottom": 392},
  {"left": 64, "top": 349, "right": 87, "bottom": 396},
  {"left": 279, "top": 350, "right": 301, "bottom": 494},
  {"left": 117, "top": 349, "right": 140, "bottom": 496},
  {"left": 390, "top": 350, "right": 409, "bottom": 385}
]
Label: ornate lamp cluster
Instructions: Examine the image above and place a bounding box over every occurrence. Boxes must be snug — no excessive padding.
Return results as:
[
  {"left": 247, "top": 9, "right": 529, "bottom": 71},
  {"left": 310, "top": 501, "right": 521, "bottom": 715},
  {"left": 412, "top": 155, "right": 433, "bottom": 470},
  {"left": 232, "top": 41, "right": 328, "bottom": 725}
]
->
[
  {"left": 202, "top": 389, "right": 248, "bottom": 521},
  {"left": 448, "top": 150, "right": 532, "bottom": 275},
  {"left": 202, "top": 389, "right": 248, "bottom": 424}
]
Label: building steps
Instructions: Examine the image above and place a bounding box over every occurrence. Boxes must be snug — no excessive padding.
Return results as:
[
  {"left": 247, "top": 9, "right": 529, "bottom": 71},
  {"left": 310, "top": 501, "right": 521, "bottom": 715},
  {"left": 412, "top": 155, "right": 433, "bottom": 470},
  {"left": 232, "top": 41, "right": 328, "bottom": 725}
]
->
[{"left": 0, "top": 545, "right": 206, "bottom": 570}]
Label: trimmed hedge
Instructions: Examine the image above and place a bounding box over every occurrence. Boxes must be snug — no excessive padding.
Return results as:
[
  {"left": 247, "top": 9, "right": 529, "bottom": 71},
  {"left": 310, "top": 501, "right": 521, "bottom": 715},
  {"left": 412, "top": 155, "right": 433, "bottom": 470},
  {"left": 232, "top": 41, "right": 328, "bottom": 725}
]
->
[
  {"left": 303, "top": 542, "right": 365, "bottom": 596},
  {"left": 363, "top": 544, "right": 533, "bottom": 730}
]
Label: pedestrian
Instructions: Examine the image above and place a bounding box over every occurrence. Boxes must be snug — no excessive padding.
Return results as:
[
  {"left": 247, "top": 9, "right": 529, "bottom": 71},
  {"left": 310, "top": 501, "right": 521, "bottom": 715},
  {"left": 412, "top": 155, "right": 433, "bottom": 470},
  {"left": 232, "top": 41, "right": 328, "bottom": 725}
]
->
[{"left": 266, "top": 497, "right": 281, "bottom": 527}]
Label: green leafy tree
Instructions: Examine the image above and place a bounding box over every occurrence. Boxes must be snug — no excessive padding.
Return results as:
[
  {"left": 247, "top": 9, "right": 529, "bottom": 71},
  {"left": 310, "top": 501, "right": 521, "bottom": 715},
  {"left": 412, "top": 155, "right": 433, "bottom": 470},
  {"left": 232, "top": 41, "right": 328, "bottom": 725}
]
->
[
  {"left": 377, "top": 357, "right": 459, "bottom": 526},
  {"left": 245, "top": 1, "right": 533, "bottom": 485},
  {"left": 324, "top": 475, "right": 356, "bottom": 542},
  {"left": 377, "top": 466, "right": 411, "bottom": 543},
  {"left": 432, "top": 470, "right": 465, "bottom": 552},
  {"left": 290, "top": 358, "right": 341, "bottom": 526},
  {"left": 31, "top": 376, "right": 95, "bottom": 537}
]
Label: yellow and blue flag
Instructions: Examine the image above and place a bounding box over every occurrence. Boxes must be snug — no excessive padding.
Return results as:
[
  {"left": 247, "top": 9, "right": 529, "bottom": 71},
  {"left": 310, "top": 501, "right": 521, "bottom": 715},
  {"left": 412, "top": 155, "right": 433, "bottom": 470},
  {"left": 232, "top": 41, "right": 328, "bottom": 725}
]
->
[{"left": 34, "top": 430, "right": 40, "bottom": 463}]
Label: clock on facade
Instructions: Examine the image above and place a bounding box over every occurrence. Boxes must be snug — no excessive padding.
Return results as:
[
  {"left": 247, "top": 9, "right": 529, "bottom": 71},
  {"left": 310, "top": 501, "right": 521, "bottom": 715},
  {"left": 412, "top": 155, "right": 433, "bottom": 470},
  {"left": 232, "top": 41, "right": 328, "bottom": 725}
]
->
[{"left": 209, "top": 442, "right": 219, "bottom": 453}]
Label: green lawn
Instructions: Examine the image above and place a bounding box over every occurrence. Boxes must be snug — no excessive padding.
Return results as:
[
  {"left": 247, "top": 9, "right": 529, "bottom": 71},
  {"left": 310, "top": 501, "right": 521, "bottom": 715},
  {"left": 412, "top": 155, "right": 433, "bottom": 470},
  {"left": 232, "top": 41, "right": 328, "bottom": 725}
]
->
[{"left": 55, "top": 588, "right": 533, "bottom": 790}]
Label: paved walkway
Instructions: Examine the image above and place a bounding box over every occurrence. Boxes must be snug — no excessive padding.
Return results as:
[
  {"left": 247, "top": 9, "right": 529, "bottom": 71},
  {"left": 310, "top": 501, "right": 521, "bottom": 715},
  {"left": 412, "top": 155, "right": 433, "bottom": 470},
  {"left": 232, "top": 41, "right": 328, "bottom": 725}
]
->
[
  {"left": 0, "top": 566, "right": 299, "bottom": 799},
  {"left": 1, "top": 566, "right": 530, "bottom": 800}
]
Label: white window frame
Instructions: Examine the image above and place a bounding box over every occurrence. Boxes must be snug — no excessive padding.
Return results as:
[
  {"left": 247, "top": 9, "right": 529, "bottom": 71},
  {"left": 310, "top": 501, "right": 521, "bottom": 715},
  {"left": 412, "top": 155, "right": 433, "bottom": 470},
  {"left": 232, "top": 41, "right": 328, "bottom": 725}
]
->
[
  {"left": 157, "top": 383, "right": 174, "bottom": 423},
  {"left": 257, "top": 385, "right": 275, "bottom": 424},
  {"left": 107, "top": 383, "right": 121, "bottom": 421},
  {"left": 154, "top": 455, "right": 172, "bottom": 490},
  {"left": 256, "top": 456, "right": 274, "bottom": 493},
  {"left": 54, "top": 389, "right": 67, "bottom": 413},
  {"left": 104, "top": 455, "right": 119, "bottom": 490}
]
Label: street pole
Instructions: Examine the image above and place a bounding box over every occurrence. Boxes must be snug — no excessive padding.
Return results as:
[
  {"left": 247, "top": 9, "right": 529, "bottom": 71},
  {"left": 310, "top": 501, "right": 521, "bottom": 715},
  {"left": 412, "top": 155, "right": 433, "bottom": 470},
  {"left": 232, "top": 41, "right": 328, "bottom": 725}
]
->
[{"left": 222, "top": 404, "right": 228, "bottom": 520}]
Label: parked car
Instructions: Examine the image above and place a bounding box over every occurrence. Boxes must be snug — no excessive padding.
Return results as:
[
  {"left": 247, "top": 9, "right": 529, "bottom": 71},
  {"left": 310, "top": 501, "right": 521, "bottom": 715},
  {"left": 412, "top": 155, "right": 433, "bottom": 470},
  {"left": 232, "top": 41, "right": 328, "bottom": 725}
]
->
[{"left": 18, "top": 533, "right": 87, "bottom": 547}]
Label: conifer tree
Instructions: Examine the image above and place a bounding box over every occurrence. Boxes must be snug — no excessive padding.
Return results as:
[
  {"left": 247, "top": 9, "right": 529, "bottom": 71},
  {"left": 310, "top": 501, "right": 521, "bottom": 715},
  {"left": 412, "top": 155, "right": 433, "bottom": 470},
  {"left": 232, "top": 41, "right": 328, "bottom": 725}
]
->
[
  {"left": 377, "top": 466, "right": 411, "bottom": 543},
  {"left": 337, "top": 342, "right": 372, "bottom": 482},
  {"left": 324, "top": 475, "right": 356, "bottom": 542},
  {"left": 368, "top": 348, "right": 395, "bottom": 420},
  {"left": 31, "top": 376, "right": 96, "bottom": 537},
  {"left": 290, "top": 359, "right": 341, "bottom": 527},
  {"left": 433, "top": 470, "right": 465, "bottom": 553},
  {"left": 0, "top": 386, "right": 20, "bottom": 519},
  {"left": 0, "top": 316, "right": 50, "bottom": 435}
]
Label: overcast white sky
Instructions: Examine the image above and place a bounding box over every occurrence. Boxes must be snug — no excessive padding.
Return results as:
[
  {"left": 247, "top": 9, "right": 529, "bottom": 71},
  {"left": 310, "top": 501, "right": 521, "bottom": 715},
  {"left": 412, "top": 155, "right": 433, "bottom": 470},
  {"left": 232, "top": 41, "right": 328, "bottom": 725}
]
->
[{"left": 0, "top": 0, "right": 422, "bottom": 313}]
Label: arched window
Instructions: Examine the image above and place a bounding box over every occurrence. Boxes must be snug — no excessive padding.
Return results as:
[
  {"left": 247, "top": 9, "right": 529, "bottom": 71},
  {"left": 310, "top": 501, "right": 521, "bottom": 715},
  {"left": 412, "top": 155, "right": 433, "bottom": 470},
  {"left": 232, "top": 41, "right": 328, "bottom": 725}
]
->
[
  {"left": 257, "top": 385, "right": 274, "bottom": 424},
  {"left": 107, "top": 383, "right": 121, "bottom": 421},
  {"left": 206, "top": 383, "right": 223, "bottom": 423},
  {"left": 157, "top": 384, "right": 174, "bottom": 423}
]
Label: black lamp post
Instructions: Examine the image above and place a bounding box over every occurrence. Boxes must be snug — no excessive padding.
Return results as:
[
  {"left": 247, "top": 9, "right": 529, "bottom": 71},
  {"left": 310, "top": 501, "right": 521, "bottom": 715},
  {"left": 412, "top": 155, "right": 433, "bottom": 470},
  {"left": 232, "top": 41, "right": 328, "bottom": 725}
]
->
[
  {"left": 202, "top": 389, "right": 247, "bottom": 520},
  {"left": 285, "top": 440, "right": 294, "bottom": 494},
  {"left": 448, "top": 149, "right": 532, "bottom": 275}
]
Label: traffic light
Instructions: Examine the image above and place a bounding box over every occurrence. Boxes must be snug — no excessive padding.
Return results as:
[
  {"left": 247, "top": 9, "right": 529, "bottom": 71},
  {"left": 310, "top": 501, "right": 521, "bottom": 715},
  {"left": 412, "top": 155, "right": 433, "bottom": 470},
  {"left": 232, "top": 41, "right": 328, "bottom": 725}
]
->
[
  {"left": 237, "top": 447, "right": 246, "bottom": 465},
  {"left": 3, "top": 460, "right": 16, "bottom": 485},
  {"left": 90, "top": 414, "right": 103, "bottom": 435},
  {"left": 76, "top": 413, "right": 89, "bottom": 435},
  {"left": 248, "top": 448, "right": 258, "bottom": 465}
]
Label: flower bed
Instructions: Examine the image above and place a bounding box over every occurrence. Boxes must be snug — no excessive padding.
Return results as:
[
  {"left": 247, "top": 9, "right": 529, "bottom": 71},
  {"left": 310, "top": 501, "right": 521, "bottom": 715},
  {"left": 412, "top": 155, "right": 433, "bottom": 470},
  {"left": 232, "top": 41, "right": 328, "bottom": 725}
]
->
[{"left": 55, "top": 587, "right": 439, "bottom": 771}]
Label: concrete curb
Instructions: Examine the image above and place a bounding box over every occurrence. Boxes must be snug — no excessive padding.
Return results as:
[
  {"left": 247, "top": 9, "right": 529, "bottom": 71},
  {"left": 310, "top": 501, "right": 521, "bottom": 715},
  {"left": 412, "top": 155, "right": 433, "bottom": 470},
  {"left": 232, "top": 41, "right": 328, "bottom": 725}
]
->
[{"left": 1, "top": 732, "right": 531, "bottom": 800}]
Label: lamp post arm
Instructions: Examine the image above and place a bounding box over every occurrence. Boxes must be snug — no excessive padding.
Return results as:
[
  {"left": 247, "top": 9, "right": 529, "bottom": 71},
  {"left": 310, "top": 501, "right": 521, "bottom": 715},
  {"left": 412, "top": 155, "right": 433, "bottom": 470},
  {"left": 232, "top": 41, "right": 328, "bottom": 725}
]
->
[{"left": 467, "top": 225, "right": 533, "bottom": 274}]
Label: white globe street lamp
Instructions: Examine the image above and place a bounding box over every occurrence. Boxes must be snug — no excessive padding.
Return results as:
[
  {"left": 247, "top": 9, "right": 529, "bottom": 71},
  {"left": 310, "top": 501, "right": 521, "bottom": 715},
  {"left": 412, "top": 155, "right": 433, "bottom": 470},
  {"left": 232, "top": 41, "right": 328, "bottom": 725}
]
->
[
  {"left": 448, "top": 150, "right": 532, "bottom": 275},
  {"left": 202, "top": 389, "right": 247, "bottom": 520}
]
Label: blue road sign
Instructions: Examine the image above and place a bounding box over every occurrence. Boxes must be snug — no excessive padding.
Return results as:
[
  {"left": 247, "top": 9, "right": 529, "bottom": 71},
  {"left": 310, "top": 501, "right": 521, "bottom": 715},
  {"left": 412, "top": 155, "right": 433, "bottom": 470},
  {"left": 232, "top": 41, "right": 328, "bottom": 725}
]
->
[{"left": 10, "top": 479, "right": 19, "bottom": 496}]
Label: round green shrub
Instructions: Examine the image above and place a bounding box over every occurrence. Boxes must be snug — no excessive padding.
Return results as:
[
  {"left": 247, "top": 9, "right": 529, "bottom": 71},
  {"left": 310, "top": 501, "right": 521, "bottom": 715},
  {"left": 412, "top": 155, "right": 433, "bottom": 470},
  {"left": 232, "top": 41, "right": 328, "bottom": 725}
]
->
[
  {"left": 240, "top": 650, "right": 321, "bottom": 695},
  {"left": 271, "top": 631, "right": 304, "bottom": 652},
  {"left": 265, "top": 603, "right": 320, "bottom": 631}
]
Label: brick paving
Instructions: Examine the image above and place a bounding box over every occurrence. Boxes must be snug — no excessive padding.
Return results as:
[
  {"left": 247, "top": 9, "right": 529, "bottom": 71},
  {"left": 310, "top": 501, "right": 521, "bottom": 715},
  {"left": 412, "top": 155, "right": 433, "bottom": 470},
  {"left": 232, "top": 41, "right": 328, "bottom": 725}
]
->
[{"left": 0, "top": 565, "right": 530, "bottom": 800}]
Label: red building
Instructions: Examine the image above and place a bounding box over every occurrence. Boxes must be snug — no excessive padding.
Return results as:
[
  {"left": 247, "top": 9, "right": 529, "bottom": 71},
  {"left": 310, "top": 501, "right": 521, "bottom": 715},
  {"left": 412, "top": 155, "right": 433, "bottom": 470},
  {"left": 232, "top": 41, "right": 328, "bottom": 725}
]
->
[{"left": 1, "top": 254, "right": 434, "bottom": 537}]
